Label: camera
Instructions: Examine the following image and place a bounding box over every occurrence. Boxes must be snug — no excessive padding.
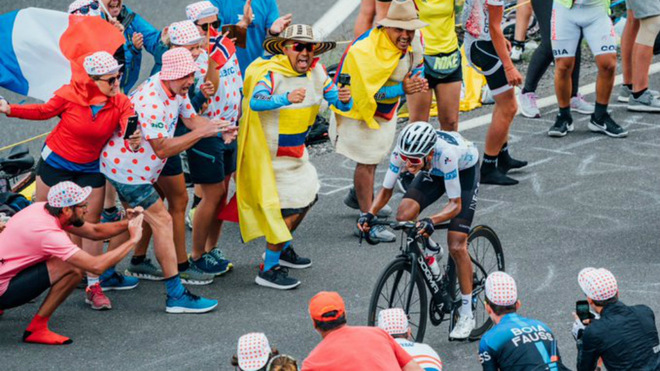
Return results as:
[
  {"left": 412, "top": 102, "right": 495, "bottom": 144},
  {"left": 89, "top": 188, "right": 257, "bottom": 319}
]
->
[{"left": 337, "top": 74, "right": 351, "bottom": 87}]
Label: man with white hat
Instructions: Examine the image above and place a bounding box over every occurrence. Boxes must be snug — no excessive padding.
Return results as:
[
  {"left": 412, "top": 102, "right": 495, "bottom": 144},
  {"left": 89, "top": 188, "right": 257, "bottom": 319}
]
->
[
  {"left": 233, "top": 332, "right": 277, "bottom": 370},
  {"left": 101, "top": 47, "right": 236, "bottom": 313},
  {"left": 479, "top": 272, "right": 570, "bottom": 370},
  {"left": 378, "top": 308, "right": 443, "bottom": 371},
  {"left": 0, "top": 181, "right": 144, "bottom": 345},
  {"left": 574, "top": 267, "right": 660, "bottom": 371}
]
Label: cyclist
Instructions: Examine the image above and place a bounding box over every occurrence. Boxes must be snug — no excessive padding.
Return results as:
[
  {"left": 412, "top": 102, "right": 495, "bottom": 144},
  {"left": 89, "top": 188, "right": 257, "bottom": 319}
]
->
[
  {"left": 548, "top": 0, "right": 626, "bottom": 138},
  {"left": 479, "top": 272, "right": 571, "bottom": 370},
  {"left": 358, "top": 121, "right": 480, "bottom": 340}
]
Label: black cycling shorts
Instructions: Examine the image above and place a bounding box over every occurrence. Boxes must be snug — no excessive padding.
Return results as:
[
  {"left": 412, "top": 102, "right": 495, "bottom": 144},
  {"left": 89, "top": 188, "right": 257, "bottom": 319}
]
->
[
  {"left": 36, "top": 160, "right": 105, "bottom": 188},
  {"left": 466, "top": 39, "right": 511, "bottom": 96},
  {"left": 0, "top": 262, "right": 50, "bottom": 310},
  {"left": 281, "top": 195, "right": 318, "bottom": 218},
  {"left": 403, "top": 165, "right": 479, "bottom": 235},
  {"left": 187, "top": 137, "right": 237, "bottom": 184}
]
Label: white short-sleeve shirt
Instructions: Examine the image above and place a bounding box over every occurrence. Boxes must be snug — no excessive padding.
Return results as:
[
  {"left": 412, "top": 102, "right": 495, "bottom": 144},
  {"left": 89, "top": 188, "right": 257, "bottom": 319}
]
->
[{"left": 462, "top": 0, "right": 505, "bottom": 41}]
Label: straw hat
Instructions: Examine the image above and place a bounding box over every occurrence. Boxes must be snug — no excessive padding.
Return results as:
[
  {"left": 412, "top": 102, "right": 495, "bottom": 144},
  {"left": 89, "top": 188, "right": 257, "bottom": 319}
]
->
[
  {"left": 263, "top": 24, "right": 336, "bottom": 56},
  {"left": 377, "top": 0, "right": 428, "bottom": 30}
]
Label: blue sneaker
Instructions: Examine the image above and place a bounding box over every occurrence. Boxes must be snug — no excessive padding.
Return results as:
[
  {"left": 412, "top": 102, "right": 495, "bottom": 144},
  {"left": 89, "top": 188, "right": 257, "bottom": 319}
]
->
[
  {"left": 166, "top": 289, "right": 218, "bottom": 314},
  {"left": 100, "top": 271, "right": 139, "bottom": 292},
  {"left": 208, "top": 249, "right": 233, "bottom": 276},
  {"left": 190, "top": 254, "right": 229, "bottom": 276}
]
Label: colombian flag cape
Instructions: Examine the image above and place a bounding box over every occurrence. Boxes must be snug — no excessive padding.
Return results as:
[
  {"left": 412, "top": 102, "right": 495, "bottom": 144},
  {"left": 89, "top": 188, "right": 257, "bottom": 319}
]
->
[
  {"left": 236, "top": 54, "right": 308, "bottom": 244},
  {"left": 332, "top": 27, "right": 405, "bottom": 129}
]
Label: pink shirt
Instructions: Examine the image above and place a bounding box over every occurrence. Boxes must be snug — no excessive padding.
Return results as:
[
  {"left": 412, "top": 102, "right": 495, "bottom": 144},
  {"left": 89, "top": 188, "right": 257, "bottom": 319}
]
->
[{"left": 0, "top": 202, "right": 80, "bottom": 296}]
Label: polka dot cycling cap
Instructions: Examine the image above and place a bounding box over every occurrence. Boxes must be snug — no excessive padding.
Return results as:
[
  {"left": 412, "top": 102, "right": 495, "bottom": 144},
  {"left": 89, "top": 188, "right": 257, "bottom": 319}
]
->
[
  {"left": 578, "top": 267, "right": 618, "bottom": 301},
  {"left": 168, "top": 20, "right": 204, "bottom": 46},
  {"left": 378, "top": 308, "right": 409, "bottom": 336},
  {"left": 185, "top": 1, "right": 219, "bottom": 22},
  {"left": 485, "top": 271, "right": 518, "bottom": 306},
  {"left": 47, "top": 181, "right": 92, "bottom": 208},
  {"left": 83, "top": 51, "right": 122, "bottom": 76},
  {"left": 160, "top": 47, "right": 199, "bottom": 81},
  {"left": 237, "top": 333, "right": 271, "bottom": 371}
]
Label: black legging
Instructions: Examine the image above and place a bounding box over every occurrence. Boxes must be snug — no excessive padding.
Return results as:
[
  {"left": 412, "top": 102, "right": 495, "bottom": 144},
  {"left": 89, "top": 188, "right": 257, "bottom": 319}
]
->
[{"left": 523, "top": 0, "right": 581, "bottom": 96}]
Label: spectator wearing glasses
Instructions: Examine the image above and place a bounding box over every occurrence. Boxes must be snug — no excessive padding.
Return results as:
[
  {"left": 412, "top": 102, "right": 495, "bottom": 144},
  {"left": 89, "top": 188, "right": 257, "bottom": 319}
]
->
[
  {"left": 68, "top": 0, "right": 103, "bottom": 16},
  {"left": 231, "top": 332, "right": 298, "bottom": 371},
  {"left": 0, "top": 52, "right": 141, "bottom": 311},
  {"left": 0, "top": 181, "right": 144, "bottom": 345},
  {"left": 211, "top": 0, "right": 293, "bottom": 74},
  {"left": 238, "top": 24, "right": 352, "bottom": 289},
  {"left": 100, "top": 48, "right": 237, "bottom": 313}
]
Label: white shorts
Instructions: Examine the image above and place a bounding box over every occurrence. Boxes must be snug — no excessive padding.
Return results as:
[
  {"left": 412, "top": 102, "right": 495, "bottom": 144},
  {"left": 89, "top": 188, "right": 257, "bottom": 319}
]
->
[{"left": 551, "top": 3, "right": 617, "bottom": 58}]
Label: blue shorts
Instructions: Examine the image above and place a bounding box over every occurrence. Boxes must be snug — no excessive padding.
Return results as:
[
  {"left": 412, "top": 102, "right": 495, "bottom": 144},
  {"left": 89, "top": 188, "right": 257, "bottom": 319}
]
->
[{"left": 107, "top": 178, "right": 160, "bottom": 210}]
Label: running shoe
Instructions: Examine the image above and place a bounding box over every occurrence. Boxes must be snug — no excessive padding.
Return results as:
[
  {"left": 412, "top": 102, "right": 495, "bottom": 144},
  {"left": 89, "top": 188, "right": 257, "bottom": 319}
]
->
[
  {"left": 480, "top": 167, "right": 519, "bottom": 186},
  {"left": 354, "top": 222, "right": 397, "bottom": 243},
  {"left": 343, "top": 187, "right": 392, "bottom": 217},
  {"left": 100, "top": 208, "right": 123, "bottom": 224},
  {"left": 628, "top": 90, "right": 660, "bottom": 112},
  {"left": 570, "top": 93, "right": 595, "bottom": 115},
  {"left": 189, "top": 254, "right": 228, "bottom": 276},
  {"left": 279, "top": 246, "right": 312, "bottom": 269},
  {"left": 208, "top": 248, "right": 234, "bottom": 274},
  {"left": 518, "top": 91, "right": 540, "bottom": 118},
  {"left": 510, "top": 45, "right": 524, "bottom": 63},
  {"left": 449, "top": 314, "right": 476, "bottom": 340},
  {"left": 255, "top": 265, "right": 301, "bottom": 290},
  {"left": 165, "top": 289, "right": 218, "bottom": 314},
  {"left": 548, "top": 116, "right": 574, "bottom": 138},
  {"left": 85, "top": 283, "right": 112, "bottom": 310},
  {"left": 180, "top": 264, "right": 214, "bottom": 285},
  {"left": 100, "top": 271, "right": 139, "bottom": 291},
  {"left": 618, "top": 85, "right": 660, "bottom": 103},
  {"left": 588, "top": 113, "right": 628, "bottom": 138},
  {"left": 125, "top": 259, "right": 164, "bottom": 281}
]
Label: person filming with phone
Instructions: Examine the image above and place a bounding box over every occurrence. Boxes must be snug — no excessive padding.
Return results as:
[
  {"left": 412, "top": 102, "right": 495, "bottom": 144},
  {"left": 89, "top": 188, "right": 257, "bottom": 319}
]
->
[{"left": 573, "top": 267, "right": 660, "bottom": 371}]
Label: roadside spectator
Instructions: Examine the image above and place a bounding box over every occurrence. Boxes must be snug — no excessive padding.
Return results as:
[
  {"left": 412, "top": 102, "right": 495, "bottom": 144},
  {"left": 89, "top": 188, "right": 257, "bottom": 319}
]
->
[
  {"left": 100, "top": 48, "right": 236, "bottom": 313},
  {"left": 211, "top": 0, "right": 292, "bottom": 74},
  {"left": 620, "top": 0, "right": 660, "bottom": 112},
  {"left": 509, "top": 0, "right": 532, "bottom": 63},
  {"left": 68, "top": 0, "right": 102, "bottom": 16},
  {"left": 573, "top": 267, "right": 660, "bottom": 371},
  {"left": 479, "top": 272, "right": 571, "bottom": 370},
  {"left": 125, "top": 20, "right": 217, "bottom": 284},
  {"left": 518, "top": 0, "right": 594, "bottom": 119},
  {"left": 335, "top": 0, "right": 427, "bottom": 242},
  {"left": 231, "top": 332, "right": 298, "bottom": 371},
  {"left": 0, "top": 182, "right": 143, "bottom": 345},
  {"left": 0, "top": 52, "right": 140, "bottom": 310},
  {"left": 302, "top": 291, "right": 423, "bottom": 370},
  {"left": 378, "top": 308, "right": 443, "bottom": 371},
  {"left": 99, "top": 0, "right": 162, "bottom": 92},
  {"left": 238, "top": 24, "right": 351, "bottom": 289}
]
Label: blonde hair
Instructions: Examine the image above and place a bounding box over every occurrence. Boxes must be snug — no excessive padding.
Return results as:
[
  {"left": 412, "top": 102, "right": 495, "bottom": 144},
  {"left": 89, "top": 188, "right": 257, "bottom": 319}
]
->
[{"left": 268, "top": 355, "right": 298, "bottom": 371}]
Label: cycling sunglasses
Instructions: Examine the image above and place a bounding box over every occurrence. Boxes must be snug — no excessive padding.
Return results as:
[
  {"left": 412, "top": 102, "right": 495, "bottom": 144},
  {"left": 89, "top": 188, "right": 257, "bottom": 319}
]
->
[
  {"left": 285, "top": 42, "right": 316, "bottom": 53},
  {"left": 399, "top": 154, "right": 424, "bottom": 166},
  {"left": 96, "top": 73, "right": 123, "bottom": 86},
  {"left": 196, "top": 20, "right": 221, "bottom": 32},
  {"left": 74, "top": 1, "right": 99, "bottom": 15}
]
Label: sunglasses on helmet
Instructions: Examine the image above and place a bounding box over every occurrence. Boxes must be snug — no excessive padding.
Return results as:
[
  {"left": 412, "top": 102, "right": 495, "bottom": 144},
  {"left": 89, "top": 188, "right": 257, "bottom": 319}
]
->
[
  {"left": 196, "top": 20, "right": 221, "bottom": 32},
  {"left": 285, "top": 42, "right": 316, "bottom": 53},
  {"left": 399, "top": 153, "right": 424, "bottom": 166},
  {"left": 74, "top": 1, "right": 99, "bottom": 14}
]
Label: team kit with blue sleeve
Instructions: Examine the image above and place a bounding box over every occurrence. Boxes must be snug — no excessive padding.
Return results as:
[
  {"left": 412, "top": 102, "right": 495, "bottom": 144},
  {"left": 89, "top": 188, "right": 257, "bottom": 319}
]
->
[{"left": 479, "top": 314, "right": 571, "bottom": 370}]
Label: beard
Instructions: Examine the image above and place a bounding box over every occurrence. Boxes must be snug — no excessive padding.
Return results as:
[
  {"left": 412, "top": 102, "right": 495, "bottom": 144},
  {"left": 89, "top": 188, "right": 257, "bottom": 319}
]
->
[{"left": 71, "top": 216, "right": 85, "bottom": 228}]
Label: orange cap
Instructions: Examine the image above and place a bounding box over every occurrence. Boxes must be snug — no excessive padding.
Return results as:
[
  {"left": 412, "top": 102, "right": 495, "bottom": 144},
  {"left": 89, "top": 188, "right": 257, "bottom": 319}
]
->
[{"left": 309, "top": 291, "right": 345, "bottom": 322}]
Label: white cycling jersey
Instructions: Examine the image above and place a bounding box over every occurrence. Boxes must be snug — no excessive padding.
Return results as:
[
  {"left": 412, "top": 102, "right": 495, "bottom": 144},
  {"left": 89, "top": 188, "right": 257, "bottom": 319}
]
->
[
  {"left": 461, "top": 0, "right": 505, "bottom": 42},
  {"left": 383, "top": 131, "right": 479, "bottom": 199},
  {"left": 395, "top": 338, "right": 443, "bottom": 371}
]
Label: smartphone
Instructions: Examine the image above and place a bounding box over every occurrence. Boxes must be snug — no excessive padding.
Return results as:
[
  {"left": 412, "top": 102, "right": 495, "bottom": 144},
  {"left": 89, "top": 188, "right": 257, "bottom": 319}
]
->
[
  {"left": 337, "top": 73, "right": 351, "bottom": 87},
  {"left": 124, "top": 116, "right": 139, "bottom": 140},
  {"left": 222, "top": 24, "right": 246, "bottom": 49},
  {"left": 576, "top": 300, "right": 595, "bottom": 322}
]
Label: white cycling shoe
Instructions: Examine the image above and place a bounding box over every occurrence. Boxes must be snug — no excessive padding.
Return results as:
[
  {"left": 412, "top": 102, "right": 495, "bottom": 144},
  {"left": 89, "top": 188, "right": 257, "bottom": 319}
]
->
[{"left": 449, "top": 314, "right": 475, "bottom": 340}]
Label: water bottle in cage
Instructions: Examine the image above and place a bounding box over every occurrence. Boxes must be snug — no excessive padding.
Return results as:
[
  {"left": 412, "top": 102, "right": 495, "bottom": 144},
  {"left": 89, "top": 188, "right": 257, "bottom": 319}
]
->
[{"left": 423, "top": 237, "right": 444, "bottom": 279}]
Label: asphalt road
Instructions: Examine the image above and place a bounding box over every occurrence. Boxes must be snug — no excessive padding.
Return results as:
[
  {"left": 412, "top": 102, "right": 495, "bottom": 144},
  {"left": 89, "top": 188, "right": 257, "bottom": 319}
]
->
[{"left": 1, "top": 1, "right": 660, "bottom": 370}]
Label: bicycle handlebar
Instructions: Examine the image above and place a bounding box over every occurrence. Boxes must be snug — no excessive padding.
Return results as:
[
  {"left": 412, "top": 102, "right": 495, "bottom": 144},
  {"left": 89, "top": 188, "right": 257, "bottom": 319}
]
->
[{"left": 367, "top": 219, "right": 451, "bottom": 231}]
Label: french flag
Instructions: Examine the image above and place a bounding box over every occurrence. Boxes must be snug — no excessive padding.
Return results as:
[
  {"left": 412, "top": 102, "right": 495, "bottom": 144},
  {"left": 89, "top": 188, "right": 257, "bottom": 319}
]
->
[{"left": 0, "top": 8, "right": 124, "bottom": 101}]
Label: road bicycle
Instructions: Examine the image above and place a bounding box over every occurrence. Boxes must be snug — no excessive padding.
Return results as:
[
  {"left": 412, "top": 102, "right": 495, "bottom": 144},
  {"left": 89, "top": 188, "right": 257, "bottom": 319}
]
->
[{"left": 366, "top": 220, "right": 504, "bottom": 342}]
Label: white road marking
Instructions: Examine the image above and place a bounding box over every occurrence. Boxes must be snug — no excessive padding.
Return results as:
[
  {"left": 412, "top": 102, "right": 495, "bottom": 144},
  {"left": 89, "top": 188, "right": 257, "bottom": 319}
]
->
[{"left": 312, "top": 0, "right": 361, "bottom": 39}]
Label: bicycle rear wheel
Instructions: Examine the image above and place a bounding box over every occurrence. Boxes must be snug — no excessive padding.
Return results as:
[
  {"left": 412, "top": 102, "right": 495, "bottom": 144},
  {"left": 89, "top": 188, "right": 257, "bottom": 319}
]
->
[
  {"left": 466, "top": 225, "right": 505, "bottom": 339},
  {"left": 367, "top": 257, "right": 428, "bottom": 342}
]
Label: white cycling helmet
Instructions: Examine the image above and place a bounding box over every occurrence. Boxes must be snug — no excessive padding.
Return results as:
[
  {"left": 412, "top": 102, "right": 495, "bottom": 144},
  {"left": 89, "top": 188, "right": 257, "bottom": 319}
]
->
[{"left": 397, "top": 121, "right": 437, "bottom": 158}]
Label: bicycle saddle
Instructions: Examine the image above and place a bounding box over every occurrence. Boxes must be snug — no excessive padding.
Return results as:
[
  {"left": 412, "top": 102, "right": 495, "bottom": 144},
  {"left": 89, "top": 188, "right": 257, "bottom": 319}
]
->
[{"left": 0, "top": 145, "right": 35, "bottom": 175}]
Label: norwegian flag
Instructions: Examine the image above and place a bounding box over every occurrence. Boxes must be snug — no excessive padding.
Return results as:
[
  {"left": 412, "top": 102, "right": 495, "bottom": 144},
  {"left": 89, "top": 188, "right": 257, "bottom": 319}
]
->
[{"left": 208, "top": 27, "right": 235, "bottom": 69}]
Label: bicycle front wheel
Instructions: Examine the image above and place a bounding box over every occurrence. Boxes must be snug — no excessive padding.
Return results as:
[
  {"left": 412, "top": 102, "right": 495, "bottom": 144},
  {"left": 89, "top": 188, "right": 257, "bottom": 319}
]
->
[{"left": 367, "top": 257, "right": 428, "bottom": 342}]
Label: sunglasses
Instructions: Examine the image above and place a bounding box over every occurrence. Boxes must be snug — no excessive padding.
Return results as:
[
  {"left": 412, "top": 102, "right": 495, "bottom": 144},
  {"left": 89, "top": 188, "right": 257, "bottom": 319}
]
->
[
  {"left": 96, "top": 73, "right": 122, "bottom": 86},
  {"left": 399, "top": 154, "right": 424, "bottom": 166},
  {"left": 285, "top": 42, "right": 316, "bottom": 53},
  {"left": 196, "top": 20, "right": 220, "bottom": 32},
  {"left": 74, "top": 1, "right": 99, "bottom": 14}
]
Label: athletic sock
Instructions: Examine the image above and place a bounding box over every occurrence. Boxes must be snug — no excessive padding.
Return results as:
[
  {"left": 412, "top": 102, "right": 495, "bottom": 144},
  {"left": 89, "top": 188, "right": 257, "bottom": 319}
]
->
[
  {"left": 87, "top": 276, "right": 99, "bottom": 288},
  {"left": 164, "top": 274, "right": 185, "bottom": 299},
  {"left": 282, "top": 241, "right": 291, "bottom": 251},
  {"left": 459, "top": 293, "right": 473, "bottom": 317},
  {"left": 131, "top": 255, "right": 146, "bottom": 265},
  {"left": 594, "top": 103, "right": 608, "bottom": 122},
  {"left": 558, "top": 106, "right": 572, "bottom": 122},
  {"left": 178, "top": 260, "right": 190, "bottom": 272},
  {"left": 192, "top": 195, "right": 202, "bottom": 209},
  {"left": 481, "top": 154, "right": 498, "bottom": 172},
  {"left": 632, "top": 88, "right": 648, "bottom": 99},
  {"left": 263, "top": 249, "right": 282, "bottom": 272},
  {"left": 103, "top": 206, "right": 118, "bottom": 214},
  {"left": 23, "top": 314, "right": 72, "bottom": 345}
]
